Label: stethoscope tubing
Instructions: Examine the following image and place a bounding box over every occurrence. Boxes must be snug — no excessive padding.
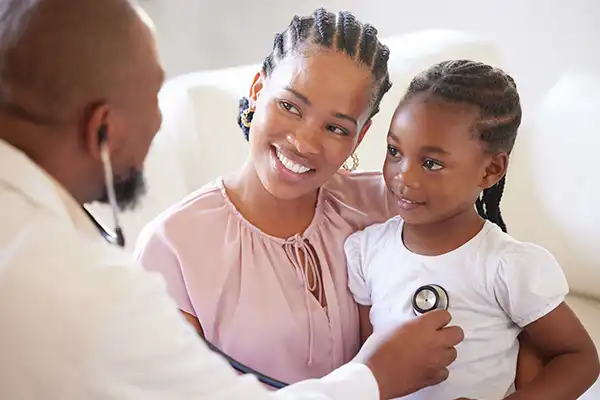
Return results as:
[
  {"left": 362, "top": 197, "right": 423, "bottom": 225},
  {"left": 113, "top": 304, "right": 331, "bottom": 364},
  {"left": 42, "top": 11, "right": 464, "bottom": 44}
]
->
[{"left": 202, "top": 338, "right": 289, "bottom": 388}]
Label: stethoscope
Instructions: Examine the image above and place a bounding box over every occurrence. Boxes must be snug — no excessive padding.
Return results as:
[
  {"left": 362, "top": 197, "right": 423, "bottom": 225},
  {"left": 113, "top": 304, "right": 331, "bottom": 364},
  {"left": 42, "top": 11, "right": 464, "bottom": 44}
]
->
[
  {"left": 412, "top": 284, "right": 449, "bottom": 316},
  {"left": 85, "top": 125, "right": 126, "bottom": 248},
  {"left": 88, "top": 127, "right": 449, "bottom": 389}
]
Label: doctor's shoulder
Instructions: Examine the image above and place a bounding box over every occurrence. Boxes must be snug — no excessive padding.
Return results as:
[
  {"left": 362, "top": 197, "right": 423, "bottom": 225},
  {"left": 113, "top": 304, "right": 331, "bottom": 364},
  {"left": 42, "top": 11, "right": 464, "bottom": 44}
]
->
[
  {"left": 0, "top": 214, "right": 205, "bottom": 395},
  {"left": 0, "top": 214, "right": 141, "bottom": 335},
  {"left": 0, "top": 214, "right": 158, "bottom": 304}
]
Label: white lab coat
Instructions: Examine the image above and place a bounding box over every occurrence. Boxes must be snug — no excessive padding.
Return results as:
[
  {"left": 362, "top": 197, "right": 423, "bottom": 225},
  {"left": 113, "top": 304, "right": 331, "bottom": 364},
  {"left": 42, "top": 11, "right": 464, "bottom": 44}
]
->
[{"left": 0, "top": 139, "right": 379, "bottom": 399}]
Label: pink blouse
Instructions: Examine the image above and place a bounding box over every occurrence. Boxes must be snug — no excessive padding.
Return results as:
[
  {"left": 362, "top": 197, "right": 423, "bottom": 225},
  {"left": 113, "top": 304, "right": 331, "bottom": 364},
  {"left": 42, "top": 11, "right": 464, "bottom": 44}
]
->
[{"left": 134, "top": 171, "right": 398, "bottom": 384}]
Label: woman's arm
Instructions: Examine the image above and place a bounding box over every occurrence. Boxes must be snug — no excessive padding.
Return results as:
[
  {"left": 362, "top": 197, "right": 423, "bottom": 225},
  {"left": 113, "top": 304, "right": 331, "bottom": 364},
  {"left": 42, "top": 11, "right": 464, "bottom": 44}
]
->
[
  {"left": 506, "top": 302, "right": 599, "bottom": 399},
  {"left": 358, "top": 305, "right": 373, "bottom": 344}
]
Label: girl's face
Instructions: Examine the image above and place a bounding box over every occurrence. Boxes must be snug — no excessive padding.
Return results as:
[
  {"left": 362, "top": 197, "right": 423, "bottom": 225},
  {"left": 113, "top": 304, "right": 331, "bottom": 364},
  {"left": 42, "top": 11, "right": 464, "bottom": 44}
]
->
[
  {"left": 246, "top": 50, "right": 375, "bottom": 201},
  {"left": 383, "top": 97, "right": 508, "bottom": 226}
]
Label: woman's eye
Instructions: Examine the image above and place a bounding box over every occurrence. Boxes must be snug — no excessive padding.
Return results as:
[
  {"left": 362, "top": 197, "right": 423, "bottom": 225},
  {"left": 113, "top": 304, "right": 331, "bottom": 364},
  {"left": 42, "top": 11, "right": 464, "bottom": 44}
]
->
[
  {"left": 387, "top": 144, "right": 400, "bottom": 157},
  {"left": 327, "top": 125, "right": 349, "bottom": 136},
  {"left": 280, "top": 101, "right": 300, "bottom": 115},
  {"left": 423, "top": 159, "right": 443, "bottom": 171}
]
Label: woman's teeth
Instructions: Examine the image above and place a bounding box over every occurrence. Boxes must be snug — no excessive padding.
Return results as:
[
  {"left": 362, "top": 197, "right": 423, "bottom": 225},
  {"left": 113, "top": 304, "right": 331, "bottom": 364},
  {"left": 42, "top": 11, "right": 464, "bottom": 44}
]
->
[{"left": 276, "top": 149, "right": 311, "bottom": 174}]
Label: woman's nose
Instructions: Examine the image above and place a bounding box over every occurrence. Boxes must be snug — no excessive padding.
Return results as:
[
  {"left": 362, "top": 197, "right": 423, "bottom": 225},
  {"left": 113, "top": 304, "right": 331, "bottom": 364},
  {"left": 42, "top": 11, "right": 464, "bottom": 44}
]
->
[{"left": 288, "top": 127, "right": 321, "bottom": 155}]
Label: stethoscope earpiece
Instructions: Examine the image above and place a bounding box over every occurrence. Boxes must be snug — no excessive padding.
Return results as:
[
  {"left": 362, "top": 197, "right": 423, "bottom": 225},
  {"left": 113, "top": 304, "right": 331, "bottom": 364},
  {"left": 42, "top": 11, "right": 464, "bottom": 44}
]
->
[
  {"left": 412, "top": 284, "right": 449, "bottom": 316},
  {"left": 96, "top": 123, "right": 126, "bottom": 248},
  {"left": 98, "top": 124, "right": 108, "bottom": 145}
]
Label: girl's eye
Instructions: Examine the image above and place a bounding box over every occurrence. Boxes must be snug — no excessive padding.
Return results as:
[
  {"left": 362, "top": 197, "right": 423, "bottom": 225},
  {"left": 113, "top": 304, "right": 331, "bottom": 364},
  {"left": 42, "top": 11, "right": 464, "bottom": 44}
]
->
[
  {"left": 327, "top": 125, "right": 349, "bottom": 136},
  {"left": 280, "top": 101, "right": 300, "bottom": 116},
  {"left": 387, "top": 144, "right": 400, "bottom": 157},
  {"left": 423, "top": 159, "right": 444, "bottom": 171}
]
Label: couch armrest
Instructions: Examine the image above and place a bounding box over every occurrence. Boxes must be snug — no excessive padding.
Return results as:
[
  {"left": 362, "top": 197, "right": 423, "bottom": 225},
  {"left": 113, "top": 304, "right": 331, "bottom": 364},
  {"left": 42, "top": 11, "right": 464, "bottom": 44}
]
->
[{"left": 567, "top": 294, "right": 600, "bottom": 350}]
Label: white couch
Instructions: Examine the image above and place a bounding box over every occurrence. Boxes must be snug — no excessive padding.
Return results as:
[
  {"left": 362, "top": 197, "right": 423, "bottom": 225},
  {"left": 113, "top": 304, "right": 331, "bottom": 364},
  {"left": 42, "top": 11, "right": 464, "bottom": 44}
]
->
[{"left": 90, "top": 29, "right": 600, "bottom": 397}]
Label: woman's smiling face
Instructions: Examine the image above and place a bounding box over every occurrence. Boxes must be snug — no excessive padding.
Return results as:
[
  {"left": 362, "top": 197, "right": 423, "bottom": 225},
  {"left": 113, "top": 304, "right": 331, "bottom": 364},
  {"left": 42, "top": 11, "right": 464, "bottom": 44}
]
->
[{"left": 246, "top": 49, "right": 375, "bottom": 200}]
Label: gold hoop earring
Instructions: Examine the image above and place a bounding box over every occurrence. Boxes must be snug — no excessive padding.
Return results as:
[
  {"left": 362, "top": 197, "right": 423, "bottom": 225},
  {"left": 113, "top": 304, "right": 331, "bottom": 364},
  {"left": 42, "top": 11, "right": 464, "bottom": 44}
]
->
[
  {"left": 240, "top": 108, "right": 253, "bottom": 128},
  {"left": 342, "top": 152, "right": 359, "bottom": 172}
]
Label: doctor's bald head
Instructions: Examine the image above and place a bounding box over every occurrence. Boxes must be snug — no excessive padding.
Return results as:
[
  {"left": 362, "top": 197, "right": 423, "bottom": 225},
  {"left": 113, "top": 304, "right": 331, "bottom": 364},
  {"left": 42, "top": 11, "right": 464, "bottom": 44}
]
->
[{"left": 0, "top": 0, "right": 164, "bottom": 210}]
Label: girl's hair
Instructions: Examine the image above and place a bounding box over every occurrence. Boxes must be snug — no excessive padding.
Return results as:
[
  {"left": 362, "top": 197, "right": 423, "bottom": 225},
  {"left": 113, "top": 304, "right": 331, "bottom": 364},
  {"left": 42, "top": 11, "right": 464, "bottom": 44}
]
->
[
  {"left": 402, "top": 59, "right": 522, "bottom": 232},
  {"left": 237, "top": 8, "right": 392, "bottom": 141}
]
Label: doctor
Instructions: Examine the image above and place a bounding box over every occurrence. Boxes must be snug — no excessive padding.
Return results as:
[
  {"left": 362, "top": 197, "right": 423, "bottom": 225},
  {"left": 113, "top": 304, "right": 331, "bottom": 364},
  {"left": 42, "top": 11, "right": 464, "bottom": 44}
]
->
[{"left": 0, "top": 0, "right": 464, "bottom": 399}]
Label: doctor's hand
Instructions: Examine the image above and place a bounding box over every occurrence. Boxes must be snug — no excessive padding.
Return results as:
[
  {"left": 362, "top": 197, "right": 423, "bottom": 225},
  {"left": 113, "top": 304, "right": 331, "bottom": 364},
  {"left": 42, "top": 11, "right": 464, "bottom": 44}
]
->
[{"left": 363, "top": 309, "right": 464, "bottom": 400}]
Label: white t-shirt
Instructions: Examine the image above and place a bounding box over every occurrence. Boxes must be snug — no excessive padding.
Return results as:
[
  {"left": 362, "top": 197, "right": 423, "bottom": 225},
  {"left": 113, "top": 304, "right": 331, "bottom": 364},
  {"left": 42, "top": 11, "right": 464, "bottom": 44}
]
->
[{"left": 345, "top": 216, "right": 569, "bottom": 400}]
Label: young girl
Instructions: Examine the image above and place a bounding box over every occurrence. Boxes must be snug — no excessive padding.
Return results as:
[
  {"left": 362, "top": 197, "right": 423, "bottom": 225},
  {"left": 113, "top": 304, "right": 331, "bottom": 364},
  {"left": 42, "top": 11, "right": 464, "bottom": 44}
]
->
[{"left": 345, "top": 60, "right": 599, "bottom": 399}]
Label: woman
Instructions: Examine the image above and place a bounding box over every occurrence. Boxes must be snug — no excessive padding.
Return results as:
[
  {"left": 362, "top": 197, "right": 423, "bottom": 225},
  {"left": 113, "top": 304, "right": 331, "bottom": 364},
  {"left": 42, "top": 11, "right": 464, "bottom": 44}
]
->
[{"left": 135, "top": 7, "right": 542, "bottom": 386}]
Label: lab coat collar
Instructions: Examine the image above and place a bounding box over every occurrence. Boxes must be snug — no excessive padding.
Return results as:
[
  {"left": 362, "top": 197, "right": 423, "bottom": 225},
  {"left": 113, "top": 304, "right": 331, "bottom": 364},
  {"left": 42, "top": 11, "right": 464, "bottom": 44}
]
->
[{"left": 0, "top": 139, "right": 102, "bottom": 241}]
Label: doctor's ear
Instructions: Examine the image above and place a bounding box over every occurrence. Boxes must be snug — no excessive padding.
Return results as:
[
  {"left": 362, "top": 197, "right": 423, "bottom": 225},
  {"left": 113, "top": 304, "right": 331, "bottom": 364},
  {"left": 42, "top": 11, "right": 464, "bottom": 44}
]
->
[{"left": 84, "top": 103, "right": 114, "bottom": 158}]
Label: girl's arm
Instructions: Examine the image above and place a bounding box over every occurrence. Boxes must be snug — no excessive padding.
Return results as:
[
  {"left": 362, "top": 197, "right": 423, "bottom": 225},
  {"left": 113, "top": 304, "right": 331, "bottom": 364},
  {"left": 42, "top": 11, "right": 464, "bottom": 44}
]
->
[
  {"left": 506, "top": 302, "right": 599, "bottom": 399},
  {"left": 514, "top": 331, "right": 546, "bottom": 389}
]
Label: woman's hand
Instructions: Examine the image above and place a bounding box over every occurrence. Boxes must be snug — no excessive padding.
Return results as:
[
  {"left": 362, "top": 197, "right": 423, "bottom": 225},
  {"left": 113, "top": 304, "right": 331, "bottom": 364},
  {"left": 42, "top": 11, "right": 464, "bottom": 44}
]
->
[{"left": 180, "top": 310, "right": 205, "bottom": 337}]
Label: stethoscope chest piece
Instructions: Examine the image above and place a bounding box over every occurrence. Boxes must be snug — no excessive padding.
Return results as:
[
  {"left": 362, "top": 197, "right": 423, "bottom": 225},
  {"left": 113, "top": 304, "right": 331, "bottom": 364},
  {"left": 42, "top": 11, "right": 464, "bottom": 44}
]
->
[{"left": 412, "top": 284, "right": 449, "bottom": 315}]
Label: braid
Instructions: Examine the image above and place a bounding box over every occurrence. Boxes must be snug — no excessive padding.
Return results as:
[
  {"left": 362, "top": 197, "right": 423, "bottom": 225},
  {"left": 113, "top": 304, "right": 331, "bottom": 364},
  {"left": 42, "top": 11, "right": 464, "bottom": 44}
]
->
[
  {"left": 483, "top": 176, "right": 507, "bottom": 232},
  {"left": 403, "top": 60, "right": 522, "bottom": 232},
  {"left": 274, "top": 32, "right": 285, "bottom": 59},
  {"left": 314, "top": 8, "right": 335, "bottom": 48},
  {"left": 476, "top": 176, "right": 507, "bottom": 232},
  {"left": 238, "top": 8, "right": 392, "bottom": 139}
]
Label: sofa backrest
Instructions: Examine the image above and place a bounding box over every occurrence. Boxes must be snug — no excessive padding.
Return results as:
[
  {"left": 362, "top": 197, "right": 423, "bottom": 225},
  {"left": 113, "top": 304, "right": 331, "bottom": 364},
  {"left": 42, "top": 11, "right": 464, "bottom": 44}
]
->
[
  {"left": 160, "top": 30, "right": 503, "bottom": 189},
  {"left": 509, "top": 72, "right": 599, "bottom": 300}
]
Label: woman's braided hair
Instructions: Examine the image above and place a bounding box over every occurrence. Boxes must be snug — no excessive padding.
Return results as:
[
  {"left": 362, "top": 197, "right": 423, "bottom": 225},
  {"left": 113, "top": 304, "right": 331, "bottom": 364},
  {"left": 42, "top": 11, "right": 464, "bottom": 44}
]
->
[
  {"left": 402, "top": 60, "right": 522, "bottom": 232},
  {"left": 237, "top": 8, "right": 392, "bottom": 141}
]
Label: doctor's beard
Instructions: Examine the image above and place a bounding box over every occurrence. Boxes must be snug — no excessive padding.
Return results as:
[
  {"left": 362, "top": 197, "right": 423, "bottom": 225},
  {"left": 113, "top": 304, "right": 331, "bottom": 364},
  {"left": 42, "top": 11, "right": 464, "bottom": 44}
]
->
[{"left": 98, "top": 168, "right": 147, "bottom": 212}]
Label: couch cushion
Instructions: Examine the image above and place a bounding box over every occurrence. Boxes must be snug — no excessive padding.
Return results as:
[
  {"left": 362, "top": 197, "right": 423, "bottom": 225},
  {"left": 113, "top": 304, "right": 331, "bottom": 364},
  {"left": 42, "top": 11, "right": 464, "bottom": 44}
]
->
[
  {"left": 502, "top": 73, "right": 600, "bottom": 300},
  {"left": 567, "top": 294, "right": 600, "bottom": 350}
]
